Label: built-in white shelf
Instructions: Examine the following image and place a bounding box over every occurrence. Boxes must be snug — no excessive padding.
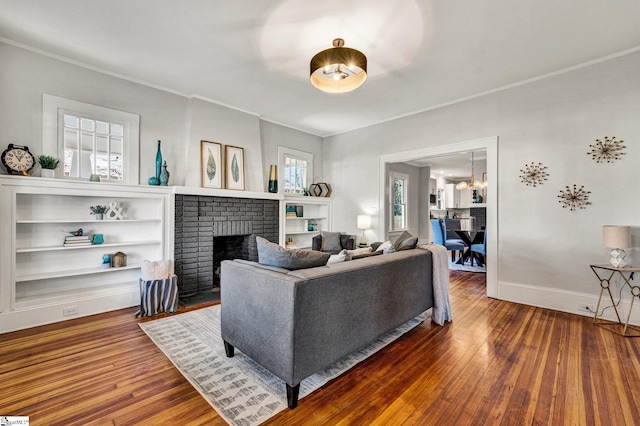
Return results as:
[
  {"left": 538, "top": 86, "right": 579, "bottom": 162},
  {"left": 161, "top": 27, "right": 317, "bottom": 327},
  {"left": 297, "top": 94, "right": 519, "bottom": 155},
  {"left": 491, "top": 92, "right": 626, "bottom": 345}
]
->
[
  {"left": 16, "top": 264, "right": 142, "bottom": 282},
  {"left": 0, "top": 176, "right": 172, "bottom": 333},
  {"left": 282, "top": 197, "right": 332, "bottom": 247},
  {"left": 16, "top": 219, "right": 161, "bottom": 224},
  {"left": 16, "top": 240, "right": 161, "bottom": 253}
]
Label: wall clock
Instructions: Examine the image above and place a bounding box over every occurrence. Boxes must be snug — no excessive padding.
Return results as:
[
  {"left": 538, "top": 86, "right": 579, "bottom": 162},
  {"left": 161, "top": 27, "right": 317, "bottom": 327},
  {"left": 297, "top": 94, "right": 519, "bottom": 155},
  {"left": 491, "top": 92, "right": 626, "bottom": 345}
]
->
[{"left": 1, "top": 144, "right": 36, "bottom": 175}]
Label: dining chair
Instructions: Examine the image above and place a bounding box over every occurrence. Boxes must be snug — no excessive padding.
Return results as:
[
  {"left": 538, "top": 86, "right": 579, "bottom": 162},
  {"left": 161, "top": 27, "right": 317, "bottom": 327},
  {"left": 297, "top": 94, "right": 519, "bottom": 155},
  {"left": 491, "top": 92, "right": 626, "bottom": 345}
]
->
[
  {"left": 431, "top": 219, "right": 465, "bottom": 262},
  {"left": 470, "top": 230, "right": 487, "bottom": 266}
]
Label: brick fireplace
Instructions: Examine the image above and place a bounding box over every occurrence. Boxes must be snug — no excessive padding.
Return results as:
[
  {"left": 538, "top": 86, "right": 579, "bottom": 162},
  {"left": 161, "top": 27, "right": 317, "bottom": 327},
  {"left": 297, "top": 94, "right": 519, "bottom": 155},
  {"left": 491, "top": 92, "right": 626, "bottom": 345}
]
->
[{"left": 174, "top": 194, "right": 279, "bottom": 298}]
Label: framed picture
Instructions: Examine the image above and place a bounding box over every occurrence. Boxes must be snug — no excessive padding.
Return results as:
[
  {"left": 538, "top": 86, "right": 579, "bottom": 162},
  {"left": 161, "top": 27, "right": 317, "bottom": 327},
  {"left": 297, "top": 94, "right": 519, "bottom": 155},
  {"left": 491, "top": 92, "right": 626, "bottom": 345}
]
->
[
  {"left": 225, "top": 145, "right": 245, "bottom": 190},
  {"left": 201, "top": 140, "right": 223, "bottom": 189}
]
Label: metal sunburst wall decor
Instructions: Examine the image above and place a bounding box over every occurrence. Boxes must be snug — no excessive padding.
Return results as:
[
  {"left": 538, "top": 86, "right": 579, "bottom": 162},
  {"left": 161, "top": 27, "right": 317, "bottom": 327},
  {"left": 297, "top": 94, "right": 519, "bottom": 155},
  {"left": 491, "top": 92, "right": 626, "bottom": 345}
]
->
[
  {"left": 519, "top": 162, "right": 549, "bottom": 187},
  {"left": 557, "top": 184, "right": 592, "bottom": 211},
  {"left": 587, "top": 136, "right": 626, "bottom": 163}
]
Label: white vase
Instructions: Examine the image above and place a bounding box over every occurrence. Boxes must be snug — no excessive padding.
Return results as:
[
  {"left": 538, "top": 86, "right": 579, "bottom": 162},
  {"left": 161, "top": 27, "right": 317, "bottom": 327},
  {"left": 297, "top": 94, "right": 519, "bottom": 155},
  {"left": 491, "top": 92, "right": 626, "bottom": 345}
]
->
[{"left": 41, "top": 169, "right": 55, "bottom": 178}]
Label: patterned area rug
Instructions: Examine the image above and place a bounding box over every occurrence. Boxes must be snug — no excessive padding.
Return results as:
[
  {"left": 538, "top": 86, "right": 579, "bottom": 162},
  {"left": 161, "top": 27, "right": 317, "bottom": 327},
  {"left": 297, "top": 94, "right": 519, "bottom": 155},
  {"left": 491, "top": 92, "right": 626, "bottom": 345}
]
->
[
  {"left": 139, "top": 305, "right": 428, "bottom": 425},
  {"left": 448, "top": 259, "right": 486, "bottom": 273}
]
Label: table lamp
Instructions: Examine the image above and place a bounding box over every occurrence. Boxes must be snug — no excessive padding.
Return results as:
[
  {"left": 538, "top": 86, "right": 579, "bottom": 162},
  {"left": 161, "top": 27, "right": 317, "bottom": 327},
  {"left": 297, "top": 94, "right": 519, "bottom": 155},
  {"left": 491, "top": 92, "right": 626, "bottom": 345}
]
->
[
  {"left": 603, "top": 225, "right": 631, "bottom": 267},
  {"left": 357, "top": 215, "right": 372, "bottom": 246}
]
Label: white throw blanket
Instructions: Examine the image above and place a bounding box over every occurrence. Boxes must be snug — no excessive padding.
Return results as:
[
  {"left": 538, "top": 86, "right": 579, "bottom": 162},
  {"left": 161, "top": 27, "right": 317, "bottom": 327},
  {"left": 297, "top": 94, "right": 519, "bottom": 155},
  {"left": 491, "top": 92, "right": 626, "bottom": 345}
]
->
[{"left": 418, "top": 244, "right": 453, "bottom": 325}]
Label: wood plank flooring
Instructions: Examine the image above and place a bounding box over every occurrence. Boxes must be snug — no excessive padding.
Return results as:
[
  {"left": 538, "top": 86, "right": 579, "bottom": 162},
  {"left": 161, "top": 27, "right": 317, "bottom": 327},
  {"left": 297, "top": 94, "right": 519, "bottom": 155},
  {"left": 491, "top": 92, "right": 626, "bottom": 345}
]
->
[{"left": 1, "top": 271, "right": 639, "bottom": 425}]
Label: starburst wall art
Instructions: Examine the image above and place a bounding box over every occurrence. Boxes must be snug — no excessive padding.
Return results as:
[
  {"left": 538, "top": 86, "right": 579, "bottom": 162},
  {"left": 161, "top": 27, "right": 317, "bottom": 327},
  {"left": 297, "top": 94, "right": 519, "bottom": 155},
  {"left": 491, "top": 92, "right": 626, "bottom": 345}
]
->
[
  {"left": 587, "top": 136, "right": 626, "bottom": 163},
  {"left": 557, "top": 184, "right": 591, "bottom": 211},
  {"left": 519, "top": 162, "right": 549, "bottom": 187}
]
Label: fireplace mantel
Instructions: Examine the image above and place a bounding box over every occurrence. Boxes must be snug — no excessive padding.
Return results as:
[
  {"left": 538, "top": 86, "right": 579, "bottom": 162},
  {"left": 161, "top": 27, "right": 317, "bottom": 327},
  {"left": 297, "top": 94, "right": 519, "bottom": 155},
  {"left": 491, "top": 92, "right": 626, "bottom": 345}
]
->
[{"left": 173, "top": 186, "right": 282, "bottom": 201}]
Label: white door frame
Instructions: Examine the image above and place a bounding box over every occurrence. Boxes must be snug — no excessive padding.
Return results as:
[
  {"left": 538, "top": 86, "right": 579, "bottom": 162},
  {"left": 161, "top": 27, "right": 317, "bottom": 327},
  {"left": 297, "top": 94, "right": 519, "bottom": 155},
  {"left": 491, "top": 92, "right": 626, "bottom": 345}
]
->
[{"left": 378, "top": 136, "right": 498, "bottom": 298}]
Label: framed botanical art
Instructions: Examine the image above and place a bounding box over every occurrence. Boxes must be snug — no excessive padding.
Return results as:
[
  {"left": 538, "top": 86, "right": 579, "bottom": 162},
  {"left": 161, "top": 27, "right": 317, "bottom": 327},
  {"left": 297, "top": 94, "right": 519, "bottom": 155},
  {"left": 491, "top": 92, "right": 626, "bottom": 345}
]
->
[
  {"left": 225, "top": 145, "right": 245, "bottom": 190},
  {"left": 201, "top": 140, "right": 223, "bottom": 189}
]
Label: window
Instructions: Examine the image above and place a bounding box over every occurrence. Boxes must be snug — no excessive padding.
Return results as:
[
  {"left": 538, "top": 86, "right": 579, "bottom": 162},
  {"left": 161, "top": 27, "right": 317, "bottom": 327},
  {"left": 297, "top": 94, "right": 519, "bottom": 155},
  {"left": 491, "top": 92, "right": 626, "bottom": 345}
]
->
[
  {"left": 390, "top": 171, "right": 408, "bottom": 231},
  {"left": 278, "top": 147, "right": 313, "bottom": 195},
  {"left": 43, "top": 95, "right": 140, "bottom": 184},
  {"left": 62, "top": 114, "right": 124, "bottom": 180}
]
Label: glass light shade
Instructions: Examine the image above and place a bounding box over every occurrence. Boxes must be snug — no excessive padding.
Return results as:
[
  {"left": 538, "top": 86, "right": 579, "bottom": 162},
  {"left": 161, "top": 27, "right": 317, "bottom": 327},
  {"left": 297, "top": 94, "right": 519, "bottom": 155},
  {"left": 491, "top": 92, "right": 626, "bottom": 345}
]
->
[
  {"left": 456, "top": 181, "right": 469, "bottom": 190},
  {"left": 357, "top": 214, "right": 372, "bottom": 230},
  {"left": 310, "top": 39, "right": 367, "bottom": 93}
]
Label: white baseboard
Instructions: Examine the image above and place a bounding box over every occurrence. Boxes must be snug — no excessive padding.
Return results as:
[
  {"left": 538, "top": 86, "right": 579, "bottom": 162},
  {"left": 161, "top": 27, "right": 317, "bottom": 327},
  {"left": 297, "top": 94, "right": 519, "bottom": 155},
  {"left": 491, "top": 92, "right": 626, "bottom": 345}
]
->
[
  {"left": 498, "top": 280, "right": 640, "bottom": 326},
  {"left": 0, "top": 289, "right": 139, "bottom": 334}
]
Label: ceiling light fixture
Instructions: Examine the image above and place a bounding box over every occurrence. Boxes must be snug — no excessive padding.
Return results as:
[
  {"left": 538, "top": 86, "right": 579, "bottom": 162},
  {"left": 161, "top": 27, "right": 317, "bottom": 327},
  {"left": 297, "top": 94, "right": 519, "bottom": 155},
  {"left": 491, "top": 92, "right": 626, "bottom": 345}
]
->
[
  {"left": 310, "top": 38, "right": 367, "bottom": 93},
  {"left": 456, "top": 152, "right": 486, "bottom": 190}
]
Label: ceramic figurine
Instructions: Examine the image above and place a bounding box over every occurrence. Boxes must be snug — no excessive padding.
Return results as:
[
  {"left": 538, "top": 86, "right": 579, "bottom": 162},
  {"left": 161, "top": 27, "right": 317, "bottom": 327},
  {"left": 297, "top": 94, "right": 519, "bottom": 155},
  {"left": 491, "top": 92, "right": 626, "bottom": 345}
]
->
[{"left": 159, "top": 161, "right": 169, "bottom": 186}]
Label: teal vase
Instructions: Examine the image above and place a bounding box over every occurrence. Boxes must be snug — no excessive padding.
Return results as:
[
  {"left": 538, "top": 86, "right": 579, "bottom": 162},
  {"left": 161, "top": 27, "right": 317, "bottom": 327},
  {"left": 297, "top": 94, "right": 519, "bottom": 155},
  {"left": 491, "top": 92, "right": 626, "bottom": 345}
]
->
[
  {"left": 159, "top": 161, "right": 170, "bottom": 186},
  {"left": 155, "top": 140, "right": 162, "bottom": 180}
]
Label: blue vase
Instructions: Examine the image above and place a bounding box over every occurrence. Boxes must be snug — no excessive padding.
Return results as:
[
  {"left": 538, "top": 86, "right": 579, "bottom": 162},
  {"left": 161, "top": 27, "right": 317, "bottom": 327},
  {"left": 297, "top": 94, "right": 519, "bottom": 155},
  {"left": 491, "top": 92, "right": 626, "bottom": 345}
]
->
[
  {"left": 160, "top": 161, "right": 170, "bottom": 186},
  {"left": 155, "top": 140, "right": 162, "bottom": 180}
]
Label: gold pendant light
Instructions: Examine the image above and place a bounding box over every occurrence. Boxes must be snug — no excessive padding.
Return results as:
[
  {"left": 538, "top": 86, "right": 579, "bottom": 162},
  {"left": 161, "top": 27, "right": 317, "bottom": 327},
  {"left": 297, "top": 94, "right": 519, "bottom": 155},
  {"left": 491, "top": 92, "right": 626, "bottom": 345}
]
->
[
  {"left": 310, "top": 38, "right": 367, "bottom": 93},
  {"left": 456, "top": 152, "right": 486, "bottom": 190}
]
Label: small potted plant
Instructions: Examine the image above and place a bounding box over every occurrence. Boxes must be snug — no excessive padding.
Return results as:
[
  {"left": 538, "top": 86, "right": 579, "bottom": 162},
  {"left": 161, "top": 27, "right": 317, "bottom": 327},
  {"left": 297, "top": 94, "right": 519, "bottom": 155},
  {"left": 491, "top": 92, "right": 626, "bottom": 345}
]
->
[
  {"left": 89, "top": 205, "right": 107, "bottom": 220},
  {"left": 38, "top": 155, "right": 61, "bottom": 178}
]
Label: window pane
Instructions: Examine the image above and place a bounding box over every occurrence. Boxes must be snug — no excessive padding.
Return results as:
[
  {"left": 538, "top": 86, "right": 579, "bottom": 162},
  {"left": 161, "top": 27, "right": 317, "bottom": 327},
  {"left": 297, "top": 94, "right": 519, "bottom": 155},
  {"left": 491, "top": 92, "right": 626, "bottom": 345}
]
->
[
  {"left": 110, "top": 154, "right": 123, "bottom": 180},
  {"left": 80, "top": 118, "right": 94, "bottom": 131},
  {"left": 96, "top": 120, "right": 109, "bottom": 134},
  {"left": 64, "top": 148, "right": 77, "bottom": 177},
  {"left": 64, "top": 114, "right": 79, "bottom": 128},
  {"left": 111, "top": 123, "right": 123, "bottom": 136}
]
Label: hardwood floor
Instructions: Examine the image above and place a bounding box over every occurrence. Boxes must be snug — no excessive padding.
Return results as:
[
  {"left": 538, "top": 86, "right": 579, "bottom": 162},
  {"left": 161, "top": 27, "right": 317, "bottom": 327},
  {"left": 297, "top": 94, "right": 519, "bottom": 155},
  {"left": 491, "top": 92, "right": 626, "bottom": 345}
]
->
[{"left": 1, "top": 271, "right": 639, "bottom": 425}]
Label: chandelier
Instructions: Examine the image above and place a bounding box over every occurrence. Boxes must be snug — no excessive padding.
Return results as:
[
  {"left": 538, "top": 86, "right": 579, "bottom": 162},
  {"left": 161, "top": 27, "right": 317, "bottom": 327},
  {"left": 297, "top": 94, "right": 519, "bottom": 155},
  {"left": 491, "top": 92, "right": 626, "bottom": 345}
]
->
[
  {"left": 310, "top": 38, "right": 367, "bottom": 93},
  {"left": 456, "top": 152, "right": 486, "bottom": 190}
]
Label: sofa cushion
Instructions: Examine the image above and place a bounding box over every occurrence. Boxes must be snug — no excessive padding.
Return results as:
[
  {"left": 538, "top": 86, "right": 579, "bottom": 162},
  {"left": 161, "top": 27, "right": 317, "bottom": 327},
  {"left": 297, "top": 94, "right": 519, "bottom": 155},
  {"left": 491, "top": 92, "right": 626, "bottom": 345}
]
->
[
  {"left": 321, "top": 231, "right": 343, "bottom": 252},
  {"left": 256, "top": 236, "right": 330, "bottom": 270}
]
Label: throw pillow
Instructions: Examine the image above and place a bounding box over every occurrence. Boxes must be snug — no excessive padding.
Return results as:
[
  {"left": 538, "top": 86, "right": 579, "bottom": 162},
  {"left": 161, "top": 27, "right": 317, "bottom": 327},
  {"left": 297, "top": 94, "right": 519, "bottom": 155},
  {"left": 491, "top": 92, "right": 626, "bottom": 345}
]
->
[
  {"left": 141, "top": 260, "right": 171, "bottom": 281},
  {"left": 321, "top": 231, "right": 343, "bottom": 252},
  {"left": 256, "top": 236, "right": 330, "bottom": 270},
  {"left": 375, "top": 240, "right": 395, "bottom": 254},
  {"left": 392, "top": 231, "right": 414, "bottom": 251},
  {"left": 327, "top": 249, "right": 348, "bottom": 264},
  {"left": 396, "top": 236, "right": 418, "bottom": 251},
  {"left": 345, "top": 246, "right": 372, "bottom": 261}
]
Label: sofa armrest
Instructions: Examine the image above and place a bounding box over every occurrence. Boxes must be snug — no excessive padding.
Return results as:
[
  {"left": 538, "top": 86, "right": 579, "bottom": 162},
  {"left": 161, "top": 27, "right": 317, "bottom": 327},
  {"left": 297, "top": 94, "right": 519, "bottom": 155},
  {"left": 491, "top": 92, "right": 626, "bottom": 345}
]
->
[
  {"left": 220, "top": 260, "right": 299, "bottom": 384},
  {"left": 311, "top": 234, "right": 322, "bottom": 251},
  {"left": 341, "top": 234, "right": 357, "bottom": 250}
]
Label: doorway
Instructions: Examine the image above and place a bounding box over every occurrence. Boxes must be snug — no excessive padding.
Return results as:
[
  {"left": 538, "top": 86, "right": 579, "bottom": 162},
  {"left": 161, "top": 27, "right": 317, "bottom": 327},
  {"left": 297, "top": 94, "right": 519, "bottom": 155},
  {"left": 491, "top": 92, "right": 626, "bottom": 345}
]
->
[{"left": 378, "top": 136, "right": 498, "bottom": 298}]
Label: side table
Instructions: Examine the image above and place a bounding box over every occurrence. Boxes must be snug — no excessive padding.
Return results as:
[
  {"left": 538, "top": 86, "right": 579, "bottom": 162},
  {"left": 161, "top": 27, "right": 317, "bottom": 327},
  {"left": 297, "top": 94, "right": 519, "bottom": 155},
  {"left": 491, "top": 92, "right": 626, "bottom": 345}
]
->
[{"left": 589, "top": 264, "right": 640, "bottom": 337}]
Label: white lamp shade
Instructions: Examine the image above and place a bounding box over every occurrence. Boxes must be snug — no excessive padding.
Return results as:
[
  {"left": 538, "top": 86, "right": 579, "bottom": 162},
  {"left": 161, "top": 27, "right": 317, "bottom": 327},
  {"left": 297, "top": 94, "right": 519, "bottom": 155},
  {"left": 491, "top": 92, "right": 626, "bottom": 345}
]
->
[
  {"left": 357, "top": 215, "right": 372, "bottom": 230},
  {"left": 603, "top": 225, "right": 631, "bottom": 249}
]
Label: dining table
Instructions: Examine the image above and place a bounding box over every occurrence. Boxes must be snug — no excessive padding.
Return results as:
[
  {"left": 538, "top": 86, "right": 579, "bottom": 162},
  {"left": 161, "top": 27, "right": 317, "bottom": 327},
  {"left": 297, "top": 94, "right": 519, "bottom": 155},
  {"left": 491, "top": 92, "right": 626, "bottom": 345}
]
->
[{"left": 454, "top": 229, "right": 485, "bottom": 266}]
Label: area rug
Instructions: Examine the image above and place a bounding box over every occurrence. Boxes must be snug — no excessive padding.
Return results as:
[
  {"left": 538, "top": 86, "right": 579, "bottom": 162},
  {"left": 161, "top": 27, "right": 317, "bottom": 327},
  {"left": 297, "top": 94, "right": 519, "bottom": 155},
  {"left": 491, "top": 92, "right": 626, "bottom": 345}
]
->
[
  {"left": 448, "top": 259, "right": 486, "bottom": 273},
  {"left": 139, "top": 305, "right": 428, "bottom": 425}
]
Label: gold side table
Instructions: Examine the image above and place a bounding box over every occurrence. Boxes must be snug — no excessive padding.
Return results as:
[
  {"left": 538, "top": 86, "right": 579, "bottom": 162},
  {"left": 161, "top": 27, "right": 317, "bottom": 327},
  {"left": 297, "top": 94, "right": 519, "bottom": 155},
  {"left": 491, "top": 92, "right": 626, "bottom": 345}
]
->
[{"left": 590, "top": 264, "right": 640, "bottom": 337}]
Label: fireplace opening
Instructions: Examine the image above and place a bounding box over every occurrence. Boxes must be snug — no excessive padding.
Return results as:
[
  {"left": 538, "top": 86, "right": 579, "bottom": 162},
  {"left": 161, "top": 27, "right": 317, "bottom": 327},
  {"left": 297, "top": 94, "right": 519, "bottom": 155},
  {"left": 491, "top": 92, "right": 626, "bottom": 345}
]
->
[{"left": 213, "top": 235, "right": 250, "bottom": 290}]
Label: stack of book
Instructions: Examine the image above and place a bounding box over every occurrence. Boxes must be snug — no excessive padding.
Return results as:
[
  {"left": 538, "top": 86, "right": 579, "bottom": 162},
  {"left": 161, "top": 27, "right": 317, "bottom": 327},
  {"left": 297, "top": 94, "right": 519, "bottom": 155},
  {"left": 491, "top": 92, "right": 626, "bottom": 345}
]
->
[{"left": 63, "top": 235, "right": 92, "bottom": 247}]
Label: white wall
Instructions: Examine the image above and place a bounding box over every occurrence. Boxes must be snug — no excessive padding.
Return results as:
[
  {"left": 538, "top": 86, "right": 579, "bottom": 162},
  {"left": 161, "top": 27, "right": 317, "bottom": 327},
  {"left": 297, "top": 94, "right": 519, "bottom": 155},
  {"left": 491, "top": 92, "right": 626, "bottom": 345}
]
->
[
  {"left": 0, "top": 42, "right": 324, "bottom": 191},
  {"left": 259, "top": 120, "right": 324, "bottom": 193},
  {"left": 0, "top": 42, "right": 191, "bottom": 184},
  {"left": 324, "top": 51, "right": 640, "bottom": 318}
]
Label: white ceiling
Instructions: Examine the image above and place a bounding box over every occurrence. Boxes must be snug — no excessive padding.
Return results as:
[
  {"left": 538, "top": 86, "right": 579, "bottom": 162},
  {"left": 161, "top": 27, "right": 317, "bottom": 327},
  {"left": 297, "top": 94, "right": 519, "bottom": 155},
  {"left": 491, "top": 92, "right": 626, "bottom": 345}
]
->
[{"left": 0, "top": 0, "right": 638, "bottom": 137}]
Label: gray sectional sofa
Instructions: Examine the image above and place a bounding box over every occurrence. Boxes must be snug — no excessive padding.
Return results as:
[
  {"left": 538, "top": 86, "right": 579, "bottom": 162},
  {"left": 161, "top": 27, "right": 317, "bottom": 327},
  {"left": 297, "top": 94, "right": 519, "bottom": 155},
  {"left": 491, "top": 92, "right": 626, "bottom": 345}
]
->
[{"left": 220, "top": 247, "right": 435, "bottom": 408}]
